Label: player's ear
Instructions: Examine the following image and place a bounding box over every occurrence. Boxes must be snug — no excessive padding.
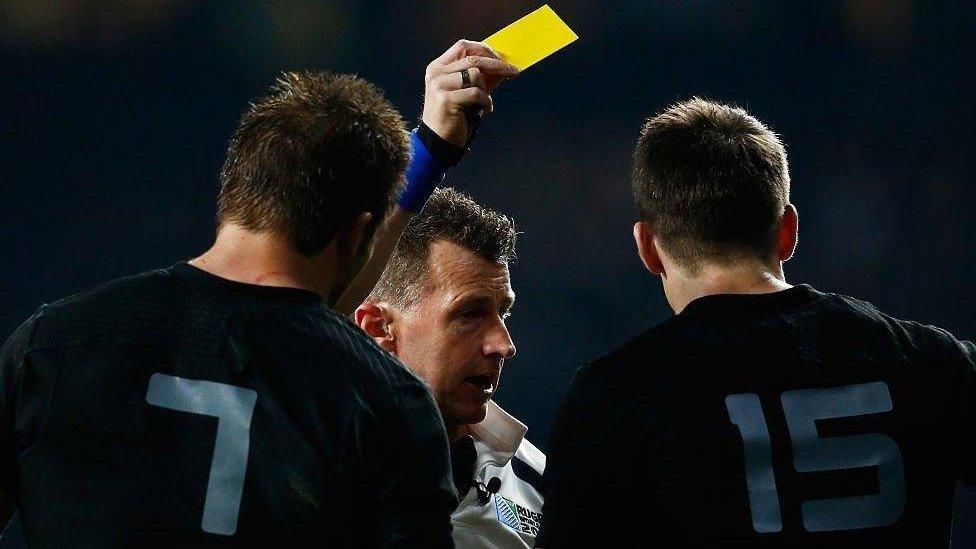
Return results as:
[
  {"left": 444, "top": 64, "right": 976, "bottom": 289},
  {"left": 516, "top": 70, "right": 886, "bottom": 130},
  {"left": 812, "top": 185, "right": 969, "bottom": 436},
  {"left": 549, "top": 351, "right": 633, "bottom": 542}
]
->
[
  {"left": 777, "top": 204, "right": 798, "bottom": 262},
  {"left": 335, "top": 211, "right": 373, "bottom": 259},
  {"left": 633, "top": 221, "right": 665, "bottom": 275},
  {"left": 355, "top": 301, "right": 397, "bottom": 353}
]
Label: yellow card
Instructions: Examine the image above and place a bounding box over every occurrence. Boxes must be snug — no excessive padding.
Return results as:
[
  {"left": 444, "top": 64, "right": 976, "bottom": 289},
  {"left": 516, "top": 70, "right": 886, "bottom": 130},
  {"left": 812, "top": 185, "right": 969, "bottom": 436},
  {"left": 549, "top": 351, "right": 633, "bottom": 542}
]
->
[{"left": 483, "top": 5, "right": 579, "bottom": 71}]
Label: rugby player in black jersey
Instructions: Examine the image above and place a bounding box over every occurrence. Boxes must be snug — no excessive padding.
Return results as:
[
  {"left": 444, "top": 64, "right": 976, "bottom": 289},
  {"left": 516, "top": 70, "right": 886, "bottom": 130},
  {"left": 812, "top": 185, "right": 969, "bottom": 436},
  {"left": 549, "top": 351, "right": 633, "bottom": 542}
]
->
[
  {"left": 0, "top": 42, "right": 516, "bottom": 547},
  {"left": 537, "top": 98, "right": 976, "bottom": 548}
]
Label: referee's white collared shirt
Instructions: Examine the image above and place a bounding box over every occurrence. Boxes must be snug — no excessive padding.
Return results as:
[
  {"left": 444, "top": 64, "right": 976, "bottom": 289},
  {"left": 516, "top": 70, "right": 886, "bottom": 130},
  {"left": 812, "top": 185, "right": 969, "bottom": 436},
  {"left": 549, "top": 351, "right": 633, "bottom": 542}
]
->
[{"left": 451, "top": 401, "right": 546, "bottom": 549}]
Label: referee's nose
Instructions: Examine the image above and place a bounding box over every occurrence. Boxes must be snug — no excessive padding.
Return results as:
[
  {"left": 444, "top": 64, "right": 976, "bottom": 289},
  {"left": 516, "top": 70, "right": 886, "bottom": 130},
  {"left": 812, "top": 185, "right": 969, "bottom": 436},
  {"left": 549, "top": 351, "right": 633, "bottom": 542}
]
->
[{"left": 484, "top": 319, "right": 516, "bottom": 360}]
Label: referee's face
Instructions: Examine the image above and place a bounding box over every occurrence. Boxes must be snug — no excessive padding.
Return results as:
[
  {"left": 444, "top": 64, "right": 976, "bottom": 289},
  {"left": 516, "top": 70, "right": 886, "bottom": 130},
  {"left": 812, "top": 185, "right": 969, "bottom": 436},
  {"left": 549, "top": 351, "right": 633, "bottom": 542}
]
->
[{"left": 395, "top": 240, "right": 517, "bottom": 433}]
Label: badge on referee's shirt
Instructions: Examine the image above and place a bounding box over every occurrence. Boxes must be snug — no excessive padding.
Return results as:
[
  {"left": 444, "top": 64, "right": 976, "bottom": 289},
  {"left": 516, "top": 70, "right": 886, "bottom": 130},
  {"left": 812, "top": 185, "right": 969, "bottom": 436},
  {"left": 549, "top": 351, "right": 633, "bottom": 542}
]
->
[{"left": 495, "top": 494, "right": 543, "bottom": 536}]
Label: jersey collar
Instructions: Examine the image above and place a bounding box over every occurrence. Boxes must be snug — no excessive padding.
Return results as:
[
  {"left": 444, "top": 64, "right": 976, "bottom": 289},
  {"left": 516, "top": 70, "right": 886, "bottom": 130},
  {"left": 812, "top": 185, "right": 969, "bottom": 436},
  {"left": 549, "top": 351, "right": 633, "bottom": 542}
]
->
[
  {"left": 468, "top": 400, "right": 528, "bottom": 466},
  {"left": 681, "top": 284, "right": 822, "bottom": 317}
]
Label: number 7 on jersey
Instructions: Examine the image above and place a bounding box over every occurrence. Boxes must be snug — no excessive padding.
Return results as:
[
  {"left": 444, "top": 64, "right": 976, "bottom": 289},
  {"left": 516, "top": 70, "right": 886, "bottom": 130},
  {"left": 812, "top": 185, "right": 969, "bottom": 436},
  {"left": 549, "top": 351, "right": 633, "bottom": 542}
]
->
[{"left": 146, "top": 374, "right": 258, "bottom": 536}]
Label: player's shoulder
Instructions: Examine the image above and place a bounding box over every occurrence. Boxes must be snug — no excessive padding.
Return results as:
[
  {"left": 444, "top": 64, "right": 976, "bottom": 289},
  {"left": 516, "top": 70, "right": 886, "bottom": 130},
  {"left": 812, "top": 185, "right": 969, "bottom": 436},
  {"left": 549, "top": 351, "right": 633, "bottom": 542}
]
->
[
  {"left": 585, "top": 315, "right": 687, "bottom": 381},
  {"left": 312, "top": 306, "right": 433, "bottom": 397},
  {"left": 561, "top": 327, "right": 674, "bottom": 415},
  {"left": 821, "top": 288, "right": 971, "bottom": 362},
  {"left": 25, "top": 266, "right": 184, "bottom": 350},
  {"left": 44, "top": 266, "right": 177, "bottom": 315}
]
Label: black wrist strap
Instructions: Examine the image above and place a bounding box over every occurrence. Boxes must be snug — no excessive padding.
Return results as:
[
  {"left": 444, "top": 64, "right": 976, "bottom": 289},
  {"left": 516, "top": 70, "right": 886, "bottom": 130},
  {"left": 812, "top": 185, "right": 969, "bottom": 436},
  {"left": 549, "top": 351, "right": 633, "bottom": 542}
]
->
[{"left": 417, "top": 121, "right": 466, "bottom": 168}]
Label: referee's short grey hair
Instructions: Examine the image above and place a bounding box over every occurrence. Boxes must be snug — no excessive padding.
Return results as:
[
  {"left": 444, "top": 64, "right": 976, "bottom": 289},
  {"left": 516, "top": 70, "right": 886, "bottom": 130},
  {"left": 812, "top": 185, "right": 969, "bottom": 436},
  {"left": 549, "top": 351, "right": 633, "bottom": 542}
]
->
[{"left": 367, "top": 187, "right": 516, "bottom": 308}]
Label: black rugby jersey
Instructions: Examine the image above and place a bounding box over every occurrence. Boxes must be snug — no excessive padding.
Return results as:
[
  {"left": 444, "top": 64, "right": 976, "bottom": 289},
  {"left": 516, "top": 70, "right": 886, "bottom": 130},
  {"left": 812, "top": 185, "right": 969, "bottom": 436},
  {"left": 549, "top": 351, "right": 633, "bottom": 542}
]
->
[
  {"left": 537, "top": 285, "right": 976, "bottom": 548},
  {"left": 0, "top": 262, "right": 456, "bottom": 548}
]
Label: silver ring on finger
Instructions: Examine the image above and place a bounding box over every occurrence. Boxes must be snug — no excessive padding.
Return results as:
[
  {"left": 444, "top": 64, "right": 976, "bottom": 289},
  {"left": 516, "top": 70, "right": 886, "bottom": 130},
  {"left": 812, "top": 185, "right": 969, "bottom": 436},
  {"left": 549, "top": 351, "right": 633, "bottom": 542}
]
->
[{"left": 459, "top": 68, "right": 472, "bottom": 89}]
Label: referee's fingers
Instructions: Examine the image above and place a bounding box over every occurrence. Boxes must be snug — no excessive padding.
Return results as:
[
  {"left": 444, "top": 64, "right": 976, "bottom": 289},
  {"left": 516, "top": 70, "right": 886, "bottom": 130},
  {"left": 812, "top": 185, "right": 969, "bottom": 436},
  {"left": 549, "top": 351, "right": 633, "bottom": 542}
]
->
[
  {"left": 431, "top": 39, "right": 499, "bottom": 66},
  {"left": 447, "top": 87, "right": 493, "bottom": 115},
  {"left": 431, "top": 67, "right": 487, "bottom": 92},
  {"left": 430, "top": 56, "right": 518, "bottom": 80}
]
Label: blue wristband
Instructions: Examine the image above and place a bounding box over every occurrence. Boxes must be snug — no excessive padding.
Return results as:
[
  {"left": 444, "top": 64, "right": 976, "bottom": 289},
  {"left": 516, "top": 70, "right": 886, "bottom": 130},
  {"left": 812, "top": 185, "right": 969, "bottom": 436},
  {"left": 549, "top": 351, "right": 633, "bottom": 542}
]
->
[{"left": 397, "top": 129, "right": 447, "bottom": 213}]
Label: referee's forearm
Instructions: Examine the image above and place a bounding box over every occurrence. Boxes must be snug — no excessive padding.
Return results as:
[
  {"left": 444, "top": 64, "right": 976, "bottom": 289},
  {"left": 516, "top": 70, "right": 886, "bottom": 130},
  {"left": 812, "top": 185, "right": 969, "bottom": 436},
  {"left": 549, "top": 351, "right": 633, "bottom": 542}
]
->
[{"left": 334, "top": 205, "right": 413, "bottom": 316}]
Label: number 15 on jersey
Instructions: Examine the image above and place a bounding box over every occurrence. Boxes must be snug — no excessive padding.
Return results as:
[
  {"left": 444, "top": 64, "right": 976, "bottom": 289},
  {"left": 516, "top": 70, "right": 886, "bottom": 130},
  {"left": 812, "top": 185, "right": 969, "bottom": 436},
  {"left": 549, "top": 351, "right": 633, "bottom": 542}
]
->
[{"left": 726, "top": 381, "right": 905, "bottom": 533}]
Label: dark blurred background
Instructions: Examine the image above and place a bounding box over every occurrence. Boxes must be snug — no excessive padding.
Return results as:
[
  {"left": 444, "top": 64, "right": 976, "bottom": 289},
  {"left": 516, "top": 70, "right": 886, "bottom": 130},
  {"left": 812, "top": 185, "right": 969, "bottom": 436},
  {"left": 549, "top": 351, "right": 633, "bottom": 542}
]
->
[{"left": 2, "top": 0, "right": 974, "bottom": 545}]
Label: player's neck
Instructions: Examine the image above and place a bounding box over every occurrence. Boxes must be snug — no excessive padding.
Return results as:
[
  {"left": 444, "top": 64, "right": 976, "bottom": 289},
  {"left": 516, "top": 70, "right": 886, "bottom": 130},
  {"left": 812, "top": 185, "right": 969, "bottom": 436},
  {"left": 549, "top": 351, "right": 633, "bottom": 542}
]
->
[
  {"left": 665, "top": 260, "right": 791, "bottom": 314},
  {"left": 190, "top": 224, "right": 340, "bottom": 299}
]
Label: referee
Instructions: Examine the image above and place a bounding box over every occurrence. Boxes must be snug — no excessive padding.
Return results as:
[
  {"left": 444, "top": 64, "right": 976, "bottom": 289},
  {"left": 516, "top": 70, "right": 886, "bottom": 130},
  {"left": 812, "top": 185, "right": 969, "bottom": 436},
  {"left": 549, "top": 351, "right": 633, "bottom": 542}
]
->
[
  {"left": 357, "top": 188, "right": 546, "bottom": 548},
  {"left": 0, "top": 44, "right": 514, "bottom": 546},
  {"left": 537, "top": 98, "right": 976, "bottom": 547}
]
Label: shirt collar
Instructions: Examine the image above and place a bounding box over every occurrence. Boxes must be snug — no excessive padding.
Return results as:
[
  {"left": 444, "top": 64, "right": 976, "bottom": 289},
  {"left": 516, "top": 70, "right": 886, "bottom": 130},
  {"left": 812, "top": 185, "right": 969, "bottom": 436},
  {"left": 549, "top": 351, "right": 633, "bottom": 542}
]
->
[
  {"left": 680, "top": 284, "right": 822, "bottom": 317},
  {"left": 468, "top": 400, "right": 528, "bottom": 460}
]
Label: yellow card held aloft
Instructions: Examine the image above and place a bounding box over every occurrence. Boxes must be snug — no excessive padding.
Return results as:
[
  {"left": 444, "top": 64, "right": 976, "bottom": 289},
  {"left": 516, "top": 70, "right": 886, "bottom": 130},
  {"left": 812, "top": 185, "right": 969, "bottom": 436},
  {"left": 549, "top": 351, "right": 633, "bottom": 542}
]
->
[{"left": 483, "top": 5, "right": 579, "bottom": 71}]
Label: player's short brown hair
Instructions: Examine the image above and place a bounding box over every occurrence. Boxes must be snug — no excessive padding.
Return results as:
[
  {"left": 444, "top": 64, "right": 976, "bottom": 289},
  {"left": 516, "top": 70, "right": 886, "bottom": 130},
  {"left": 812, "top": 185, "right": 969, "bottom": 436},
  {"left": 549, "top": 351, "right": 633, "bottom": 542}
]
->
[
  {"left": 368, "top": 187, "right": 516, "bottom": 308},
  {"left": 633, "top": 97, "right": 790, "bottom": 272},
  {"left": 217, "top": 71, "right": 409, "bottom": 256}
]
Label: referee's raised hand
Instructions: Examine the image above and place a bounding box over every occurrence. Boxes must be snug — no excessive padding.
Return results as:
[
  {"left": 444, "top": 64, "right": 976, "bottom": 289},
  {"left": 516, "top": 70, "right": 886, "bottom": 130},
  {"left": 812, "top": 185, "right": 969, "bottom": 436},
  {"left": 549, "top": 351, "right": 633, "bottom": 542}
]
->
[{"left": 423, "top": 39, "right": 519, "bottom": 147}]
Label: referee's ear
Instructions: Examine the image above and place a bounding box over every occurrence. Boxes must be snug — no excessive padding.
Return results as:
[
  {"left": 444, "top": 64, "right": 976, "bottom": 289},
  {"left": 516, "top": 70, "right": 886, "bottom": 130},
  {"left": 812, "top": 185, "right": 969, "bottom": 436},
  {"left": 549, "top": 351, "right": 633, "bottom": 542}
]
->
[
  {"left": 355, "top": 302, "right": 397, "bottom": 353},
  {"left": 634, "top": 221, "right": 665, "bottom": 276}
]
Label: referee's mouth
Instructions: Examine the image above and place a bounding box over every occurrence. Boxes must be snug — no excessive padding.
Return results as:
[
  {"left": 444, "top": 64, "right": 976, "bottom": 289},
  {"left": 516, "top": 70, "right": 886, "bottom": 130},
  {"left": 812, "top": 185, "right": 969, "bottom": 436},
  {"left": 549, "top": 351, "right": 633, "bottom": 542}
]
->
[{"left": 463, "top": 374, "right": 497, "bottom": 399}]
